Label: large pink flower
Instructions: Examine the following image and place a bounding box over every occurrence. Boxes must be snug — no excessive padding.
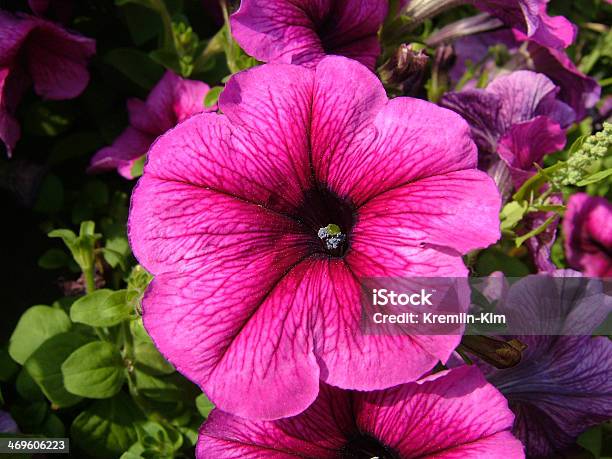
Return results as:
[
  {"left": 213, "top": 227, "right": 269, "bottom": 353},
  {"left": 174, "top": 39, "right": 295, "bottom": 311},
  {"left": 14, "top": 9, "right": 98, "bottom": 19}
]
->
[
  {"left": 129, "top": 56, "right": 501, "bottom": 420},
  {"left": 89, "top": 71, "right": 213, "bottom": 179},
  {"left": 563, "top": 193, "right": 612, "bottom": 277},
  {"left": 197, "top": 366, "right": 524, "bottom": 458},
  {"left": 0, "top": 11, "right": 95, "bottom": 156},
  {"left": 230, "top": 0, "right": 388, "bottom": 70}
]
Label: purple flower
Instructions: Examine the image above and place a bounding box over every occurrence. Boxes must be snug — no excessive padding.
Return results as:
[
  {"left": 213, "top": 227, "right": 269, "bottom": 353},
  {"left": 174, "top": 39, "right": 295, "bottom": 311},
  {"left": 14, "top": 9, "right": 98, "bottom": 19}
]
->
[
  {"left": 197, "top": 366, "right": 524, "bottom": 458},
  {"left": 524, "top": 37, "right": 602, "bottom": 120},
  {"left": 128, "top": 56, "right": 501, "bottom": 420},
  {"left": 0, "top": 11, "right": 95, "bottom": 156},
  {"left": 0, "top": 410, "right": 18, "bottom": 434},
  {"left": 563, "top": 193, "right": 612, "bottom": 278},
  {"left": 449, "top": 29, "right": 600, "bottom": 121},
  {"left": 477, "top": 271, "right": 612, "bottom": 457},
  {"left": 441, "top": 70, "right": 574, "bottom": 188},
  {"left": 89, "top": 71, "right": 214, "bottom": 179},
  {"left": 230, "top": 0, "right": 388, "bottom": 69},
  {"left": 402, "top": 0, "right": 575, "bottom": 49},
  {"left": 471, "top": 0, "right": 576, "bottom": 49}
]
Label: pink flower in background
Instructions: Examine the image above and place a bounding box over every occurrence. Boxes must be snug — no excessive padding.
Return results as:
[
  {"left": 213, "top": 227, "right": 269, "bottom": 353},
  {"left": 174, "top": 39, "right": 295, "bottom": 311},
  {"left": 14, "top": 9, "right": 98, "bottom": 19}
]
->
[
  {"left": 0, "top": 11, "right": 95, "bottom": 156},
  {"left": 89, "top": 71, "right": 213, "bottom": 179},
  {"left": 563, "top": 193, "right": 612, "bottom": 277},
  {"left": 471, "top": 0, "right": 575, "bottom": 49},
  {"left": 402, "top": 0, "right": 575, "bottom": 49},
  {"left": 230, "top": 0, "right": 388, "bottom": 70},
  {"left": 129, "top": 56, "right": 501, "bottom": 420},
  {"left": 197, "top": 366, "right": 524, "bottom": 458},
  {"left": 441, "top": 70, "right": 574, "bottom": 188}
]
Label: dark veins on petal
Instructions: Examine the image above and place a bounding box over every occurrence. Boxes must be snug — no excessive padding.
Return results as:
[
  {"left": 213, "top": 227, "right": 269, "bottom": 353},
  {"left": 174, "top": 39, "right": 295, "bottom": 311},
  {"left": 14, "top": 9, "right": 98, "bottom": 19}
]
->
[{"left": 340, "top": 434, "right": 400, "bottom": 459}]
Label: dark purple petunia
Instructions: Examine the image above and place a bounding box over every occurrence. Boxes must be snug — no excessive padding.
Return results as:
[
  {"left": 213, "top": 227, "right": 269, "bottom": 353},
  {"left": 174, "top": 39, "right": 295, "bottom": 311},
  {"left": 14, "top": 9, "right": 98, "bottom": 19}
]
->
[
  {"left": 563, "top": 193, "right": 612, "bottom": 278},
  {"left": 440, "top": 70, "right": 574, "bottom": 188},
  {"left": 230, "top": 0, "right": 388, "bottom": 70},
  {"left": 476, "top": 271, "right": 612, "bottom": 458},
  {"left": 0, "top": 11, "right": 95, "bottom": 156},
  {"left": 197, "top": 366, "right": 524, "bottom": 458}
]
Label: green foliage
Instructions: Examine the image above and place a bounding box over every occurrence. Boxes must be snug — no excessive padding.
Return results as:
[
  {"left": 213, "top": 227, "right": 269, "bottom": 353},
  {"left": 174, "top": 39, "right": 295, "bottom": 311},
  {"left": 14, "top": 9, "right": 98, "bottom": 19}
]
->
[
  {"left": 62, "top": 341, "right": 127, "bottom": 399},
  {"left": 9, "top": 306, "right": 72, "bottom": 365},
  {"left": 71, "top": 290, "right": 134, "bottom": 327}
]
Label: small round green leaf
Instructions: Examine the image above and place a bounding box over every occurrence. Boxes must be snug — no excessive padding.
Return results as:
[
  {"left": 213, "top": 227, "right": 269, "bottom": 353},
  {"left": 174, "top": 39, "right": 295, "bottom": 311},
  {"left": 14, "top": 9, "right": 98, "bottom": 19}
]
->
[
  {"left": 9, "top": 306, "right": 72, "bottom": 365},
  {"left": 62, "top": 341, "right": 126, "bottom": 399}
]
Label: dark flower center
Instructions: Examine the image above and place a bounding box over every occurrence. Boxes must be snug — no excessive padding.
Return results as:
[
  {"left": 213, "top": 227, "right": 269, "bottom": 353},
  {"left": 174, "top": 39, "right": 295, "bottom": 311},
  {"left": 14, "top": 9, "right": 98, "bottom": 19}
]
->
[
  {"left": 341, "top": 434, "right": 400, "bottom": 459},
  {"left": 295, "top": 187, "right": 355, "bottom": 257}
]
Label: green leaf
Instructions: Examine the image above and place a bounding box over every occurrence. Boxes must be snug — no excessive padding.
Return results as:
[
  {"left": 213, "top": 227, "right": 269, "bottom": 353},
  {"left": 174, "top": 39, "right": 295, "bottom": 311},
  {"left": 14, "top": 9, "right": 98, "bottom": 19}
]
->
[
  {"left": 49, "top": 131, "right": 103, "bottom": 165},
  {"left": 134, "top": 341, "right": 174, "bottom": 375},
  {"left": 49, "top": 222, "right": 101, "bottom": 272},
  {"left": 38, "top": 248, "right": 69, "bottom": 269},
  {"left": 33, "top": 174, "right": 64, "bottom": 214},
  {"left": 475, "top": 247, "right": 530, "bottom": 277},
  {"left": 40, "top": 413, "right": 66, "bottom": 438},
  {"left": 105, "top": 48, "right": 164, "bottom": 90},
  {"left": 62, "top": 341, "right": 126, "bottom": 399},
  {"left": 10, "top": 401, "right": 48, "bottom": 430},
  {"left": 71, "top": 290, "right": 133, "bottom": 327},
  {"left": 578, "top": 425, "right": 602, "bottom": 458},
  {"left": 130, "top": 156, "right": 146, "bottom": 178},
  {"left": 131, "top": 367, "right": 183, "bottom": 401},
  {"left": 500, "top": 201, "right": 528, "bottom": 232},
  {"left": 204, "top": 86, "right": 223, "bottom": 108},
  {"left": 513, "top": 162, "right": 564, "bottom": 202},
  {"left": 71, "top": 393, "right": 144, "bottom": 458},
  {"left": 24, "top": 332, "right": 93, "bottom": 407},
  {"left": 23, "top": 100, "right": 74, "bottom": 137},
  {"left": 195, "top": 393, "right": 214, "bottom": 418},
  {"left": 515, "top": 215, "right": 557, "bottom": 247},
  {"left": 120, "top": 442, "right": 146, "bottom": 459},
  {"left": 577, "top": 167, "right": 612, "bottom": 186},
  {"left": 16, "top": 368, "right": 44, "bottom": 402},
  {"left": 9, "top": 306, "right": 72, "bottom": 365},
  {"left": 0, "top": 346, "right": 19, "bottom": 381},
  {"left": 120, "top": 2, "right": 162, "bottom": 46}
]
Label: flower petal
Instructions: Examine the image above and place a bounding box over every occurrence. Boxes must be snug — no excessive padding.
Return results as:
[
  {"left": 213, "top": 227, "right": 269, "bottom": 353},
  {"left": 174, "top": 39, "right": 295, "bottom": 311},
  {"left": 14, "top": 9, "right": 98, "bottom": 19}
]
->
[
  {"left": 497, "top": 115, "right": 566, "bottom": 187},
  {"left": 197, "top": 384, "right": 351, "bottom": 458},
  {"left": 88, "top": 127, "right": 154, "bottom": 179},
  {"left": 318, "top": 96, "right": 480, "bottom": 205},
  {"left": 355, "top": 366, "right": 523, "bottom": 458}
]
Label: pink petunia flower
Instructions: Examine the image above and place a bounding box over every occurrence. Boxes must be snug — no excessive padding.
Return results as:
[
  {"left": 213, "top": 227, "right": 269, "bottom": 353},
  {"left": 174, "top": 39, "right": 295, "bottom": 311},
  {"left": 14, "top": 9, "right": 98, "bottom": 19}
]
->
[
  {"left": 230, "top": 0, "right": 388, "bottom": 70},
  {"left": 197, "top": 366, "right": 524, "bottom": 458},
  {"left": 563, "top": 193, "right": 612, "bottom": 277},
  {"left": 0, "top": 11, "right": 95, "bottom": 156},
  {"left": 128, "top": 56, "right": 501, "bottom": 420},
  {"left": 89, "top": 71, "right": 214, "bottom": 179}
]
